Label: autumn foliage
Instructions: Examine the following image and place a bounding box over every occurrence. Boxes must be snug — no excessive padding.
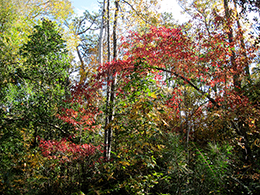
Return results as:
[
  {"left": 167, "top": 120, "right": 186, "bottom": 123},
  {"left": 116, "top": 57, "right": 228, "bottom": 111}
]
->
[
  {"left": 38, "top": 138, "right": 102, "bottom": 162},
  {"left": 1, "top": 0, "right": 260, "bottom": 194},
  {"left": 31, "top": 24, "right": 260, "bottom": 194}
]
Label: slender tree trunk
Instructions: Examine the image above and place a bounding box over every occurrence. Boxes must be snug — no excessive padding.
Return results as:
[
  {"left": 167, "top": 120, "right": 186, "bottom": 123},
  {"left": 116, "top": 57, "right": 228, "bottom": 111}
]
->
[
  {"left": 104, "top": 0, "right": 119, "bottom": 160},
  {"left": 110, "top": 0, "right": 119, "bottom": 157},
  {"left": 113, "top": 0, "right": 119, "bottom": 60},
  {"left": 98, "top": 0, "right": 106, "bottom": 65},
  {"left": 105, "top": 0, "right": 119, "bottom": 160},
  {"left": 76, "top": 46, "right": 85, "bottom": 84},
  {"left": 223, "top": 0, "right": 241, "bottom": 90},
  {"left": 104, "top": 0, "right": 111, "bottom": 160}
]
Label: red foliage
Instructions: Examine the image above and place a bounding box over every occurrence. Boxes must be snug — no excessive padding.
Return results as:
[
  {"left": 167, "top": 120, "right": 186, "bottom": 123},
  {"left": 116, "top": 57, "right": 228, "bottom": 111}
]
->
[
  {"left": 97, "top": 26, "right": 239, "bottom": 91},
  {"left": 47, "top": 25, "right": 256, "bottom": 161},
  {"left": 38, "top": 137, "right": 102, "bottom": 163},
  {"left": 57, "top": 82, "right": 103, "bottom": 131}
]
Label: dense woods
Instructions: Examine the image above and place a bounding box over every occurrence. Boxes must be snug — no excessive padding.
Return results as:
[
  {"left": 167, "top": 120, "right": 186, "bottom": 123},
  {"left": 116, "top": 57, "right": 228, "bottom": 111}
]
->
[{"left": 0, "top": 0, "right": 260, "bottom": 194}]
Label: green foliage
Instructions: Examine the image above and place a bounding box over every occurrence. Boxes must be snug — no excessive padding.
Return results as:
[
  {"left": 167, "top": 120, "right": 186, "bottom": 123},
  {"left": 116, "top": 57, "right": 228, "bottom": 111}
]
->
[
  {"left": 0, "top": 19, "right": 72, "bottom": 194},
  {"left": 1, "top": 0, "right": 260, "bottom": 194},
  {"left": 156, "top": 134, "right": 235, "bottom": 195},
  {"left": 18, "top": 19, "right": 71, "bottom": 138}
]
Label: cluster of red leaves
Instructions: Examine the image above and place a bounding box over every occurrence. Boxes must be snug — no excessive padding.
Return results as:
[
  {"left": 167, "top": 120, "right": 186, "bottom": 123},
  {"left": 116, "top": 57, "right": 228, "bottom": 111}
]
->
[
  {"left": 42, "top": 81, "right": 104, "bottom": 164},
  {"left": 98, "top": 26, "right": 239, "bottom": 92},
  {"left": 205, "top": 89, "right": 259, "bottom": 131},
  {"left": 38, "top": 137, "right": 103, "bottom": 164},
  {"left": 166, "top": 88, "right": 183, "bottom": 112},
  {"left": 58, "top": 107, "right": 102, "bottom": 131},
  {"left": 100, "top": 27, "right": 236, "bottom": 109},
  {"left": 57, "top": 82, "right": 103, "bottom": 131},
  {"left": 206, "top": 89, "right": 250, "bottom": 111}
]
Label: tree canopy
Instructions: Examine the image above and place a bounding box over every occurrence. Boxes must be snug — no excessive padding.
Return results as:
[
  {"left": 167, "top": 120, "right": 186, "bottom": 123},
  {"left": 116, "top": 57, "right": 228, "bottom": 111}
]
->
[{"left": 0, "top": 0, "right": 260, "bottom": 194}]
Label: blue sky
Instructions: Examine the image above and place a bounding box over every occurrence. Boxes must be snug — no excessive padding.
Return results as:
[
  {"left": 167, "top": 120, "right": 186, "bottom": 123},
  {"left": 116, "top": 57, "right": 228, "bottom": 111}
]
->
[{"left": 71, "top": 0, "right": 100, "bottom": 15}]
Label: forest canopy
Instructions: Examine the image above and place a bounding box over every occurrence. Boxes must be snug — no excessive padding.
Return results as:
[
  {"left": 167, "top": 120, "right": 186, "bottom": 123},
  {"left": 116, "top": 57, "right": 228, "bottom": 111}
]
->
[{"left": 0, "top": 0, "right": 260, "bottom": 194}]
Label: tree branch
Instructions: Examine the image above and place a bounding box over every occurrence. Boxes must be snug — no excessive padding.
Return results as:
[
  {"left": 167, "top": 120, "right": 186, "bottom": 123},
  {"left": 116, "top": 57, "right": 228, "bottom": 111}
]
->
[
  {"left": 148, "top": 66, "right": 221, "bottom": 109},
  {"left": 121, "top": 0, "right": 153, "bottom": 26}
]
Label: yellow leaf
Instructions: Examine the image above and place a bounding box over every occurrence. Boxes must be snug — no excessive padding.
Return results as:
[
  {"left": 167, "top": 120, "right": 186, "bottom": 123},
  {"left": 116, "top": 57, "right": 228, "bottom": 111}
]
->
[
  {"left": 158, "top": 144, "right": 165, "bottom": 150},
  {"left": 150, "top": 92, "right": 157, "bottom": 99},
  {"left": 119, "top": 161, "right": 130, "bottom": 166}
]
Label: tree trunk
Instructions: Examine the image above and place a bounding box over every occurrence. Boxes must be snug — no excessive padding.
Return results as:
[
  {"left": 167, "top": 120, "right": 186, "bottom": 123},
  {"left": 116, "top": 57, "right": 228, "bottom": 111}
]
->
[
  {"left": 104, "top": 0, "right": 119, "bottom": 161},
  {"left": 98, "top": 0, "right": 106, "bottom": 65},
  {"left": 104, "top": 0, "right": 111, "bottom": 160},
  {"left": 223, "top": 0, "right": 253, "bottom": 163},
  {"left": 223, "top": 0, "right": 241, "bottom": 90}
]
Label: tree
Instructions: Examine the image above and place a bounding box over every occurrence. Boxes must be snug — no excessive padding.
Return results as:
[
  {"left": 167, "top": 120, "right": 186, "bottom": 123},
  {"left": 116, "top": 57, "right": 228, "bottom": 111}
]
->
[
  {"left": 0, "top": 19, "right": 72, "bottom": 193},
  {"left": 19, "top": 19, "right": 71, "bottom": 139},
  {"left": 103, "top": 0, "right": 163, "bottom": 160}
]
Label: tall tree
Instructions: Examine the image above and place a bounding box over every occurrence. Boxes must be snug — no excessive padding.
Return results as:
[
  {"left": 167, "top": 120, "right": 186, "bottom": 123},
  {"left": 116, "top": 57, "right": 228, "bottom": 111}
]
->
[
  {"left": 98, "top": 0, "right": 106, "bottom": 65},
  {"left": 1, "top": 18, "right": 72, "bottom": 145},
  {"left": 0, "top": 18, "right": 72, "bottom": 193},
  {"left": 102, "top": 0, "right": 162, "bottom": 160}
]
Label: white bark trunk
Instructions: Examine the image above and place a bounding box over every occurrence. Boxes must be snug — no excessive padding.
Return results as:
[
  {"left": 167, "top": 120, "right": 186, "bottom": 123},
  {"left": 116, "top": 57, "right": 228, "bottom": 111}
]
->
[{"left": 98, "top": 0, "right": 106, "bottom": 65}]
